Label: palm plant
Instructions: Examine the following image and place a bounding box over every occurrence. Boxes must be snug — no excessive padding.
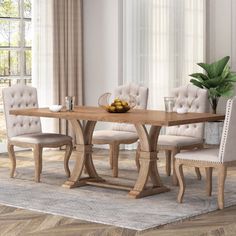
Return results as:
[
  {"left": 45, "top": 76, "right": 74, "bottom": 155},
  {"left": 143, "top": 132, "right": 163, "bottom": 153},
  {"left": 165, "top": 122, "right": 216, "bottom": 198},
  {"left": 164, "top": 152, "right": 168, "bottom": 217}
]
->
[{"left": 190, "top": 56, "right": 236, "bottom": 113}]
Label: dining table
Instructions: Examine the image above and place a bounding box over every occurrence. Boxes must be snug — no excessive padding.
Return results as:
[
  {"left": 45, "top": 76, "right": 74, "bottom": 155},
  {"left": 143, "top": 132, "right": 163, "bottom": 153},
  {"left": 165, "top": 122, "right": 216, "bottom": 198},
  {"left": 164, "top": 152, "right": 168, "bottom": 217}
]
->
[{"left": 10, "top": 106, "right": 225, "bottom": 199}]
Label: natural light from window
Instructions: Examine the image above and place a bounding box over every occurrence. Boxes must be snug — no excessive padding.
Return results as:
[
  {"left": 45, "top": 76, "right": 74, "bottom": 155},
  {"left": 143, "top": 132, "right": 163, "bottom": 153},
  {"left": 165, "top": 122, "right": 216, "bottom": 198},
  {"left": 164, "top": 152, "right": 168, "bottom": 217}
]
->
[{"left": 0, "top": 0, "right": 32, "bottom": 147}]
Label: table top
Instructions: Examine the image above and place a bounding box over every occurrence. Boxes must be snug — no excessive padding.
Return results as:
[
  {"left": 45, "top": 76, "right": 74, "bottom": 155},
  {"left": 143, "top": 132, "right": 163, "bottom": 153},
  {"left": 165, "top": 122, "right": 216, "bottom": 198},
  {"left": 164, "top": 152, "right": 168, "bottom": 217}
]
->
[{"left": 9, "top": 106, "right": 225, "bottom": 127}]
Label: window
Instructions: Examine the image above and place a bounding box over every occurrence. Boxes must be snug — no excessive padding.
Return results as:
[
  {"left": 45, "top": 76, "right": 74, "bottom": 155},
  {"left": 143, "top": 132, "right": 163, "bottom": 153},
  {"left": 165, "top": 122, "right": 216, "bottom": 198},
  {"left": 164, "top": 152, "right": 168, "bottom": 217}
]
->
[
  {"left": 0, "top": 0, "right": 32, "bottom": 85},
  {"left": 0, "top": 0, "right": 32, "bottom": 150}
]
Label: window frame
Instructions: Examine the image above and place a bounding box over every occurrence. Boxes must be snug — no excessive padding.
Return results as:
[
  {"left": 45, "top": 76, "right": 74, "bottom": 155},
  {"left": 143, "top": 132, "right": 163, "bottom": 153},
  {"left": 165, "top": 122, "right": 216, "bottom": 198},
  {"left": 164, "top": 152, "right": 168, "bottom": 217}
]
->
[{"left": 0, "top": 0, "right": 31, "bottom": 82}]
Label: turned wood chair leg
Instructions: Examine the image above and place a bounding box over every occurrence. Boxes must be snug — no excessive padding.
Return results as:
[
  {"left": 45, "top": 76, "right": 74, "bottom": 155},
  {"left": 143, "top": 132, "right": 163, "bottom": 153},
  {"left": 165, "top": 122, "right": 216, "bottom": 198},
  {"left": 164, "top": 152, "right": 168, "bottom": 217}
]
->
[
  {"left": 135, "top": 142, "right": 141, "bottom": 171},
  {"left": 172, "top": 149, "right": 180, "bottom": 186},
  {"left": 33, "top": 145, "right": 43, "bottom": 183},
  {"left": 165, "top": 150, "right": 171, "bottom": 176},
  {"left": 64, "top": 142, "right": 73, "bottom": 178},
  {"left": 195, "top": 167, "right": 201, "bottom": 180},
  {"left": 175, "top": 160, "right": 185, "bottom": 203},
  {"left": 205, "top": 167, "right": 213, "bottom": 196},
  {"left": 217, "top": 165, "right": 227, "bottom": 210},
  {"left": 111, "top": 143, "right": 120, "bottom": 178},
  {"left": 8, "top": 144, "right": 16, "bottom": 178}
]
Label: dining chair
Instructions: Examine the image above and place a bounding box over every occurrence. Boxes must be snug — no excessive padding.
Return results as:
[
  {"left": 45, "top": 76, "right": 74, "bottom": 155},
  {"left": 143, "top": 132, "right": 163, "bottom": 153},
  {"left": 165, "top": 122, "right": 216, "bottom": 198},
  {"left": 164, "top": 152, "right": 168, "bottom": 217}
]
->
[
  {"left": 175, "top": 97, "right": 234, "bottom": 209},
  {"left": 2, "top": 84, "right": 73, "bottom": 182},
  {"left": 158, "top": 84, "right": 209, "bottom": 185},
  {"left": 92, "top": 83, "right": 148, "bottom": 177}
]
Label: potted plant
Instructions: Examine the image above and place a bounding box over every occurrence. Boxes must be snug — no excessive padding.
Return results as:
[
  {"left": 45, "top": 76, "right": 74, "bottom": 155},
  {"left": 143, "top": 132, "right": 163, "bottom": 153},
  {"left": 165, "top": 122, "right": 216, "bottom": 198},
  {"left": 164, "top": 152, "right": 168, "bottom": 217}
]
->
[
  {"left": 190, "top": 56, "right": 236, "bottom": 144},
  {"left": 189, "top": 56, "right": 236, "bottom": 114}
]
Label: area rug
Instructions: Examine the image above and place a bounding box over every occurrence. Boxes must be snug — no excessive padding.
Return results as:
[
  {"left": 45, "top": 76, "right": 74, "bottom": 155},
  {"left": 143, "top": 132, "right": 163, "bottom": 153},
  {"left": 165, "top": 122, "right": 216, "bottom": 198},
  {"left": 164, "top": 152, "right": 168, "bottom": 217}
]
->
[{"left": 0, "top": 149, "right": 236, "bottom": 231}]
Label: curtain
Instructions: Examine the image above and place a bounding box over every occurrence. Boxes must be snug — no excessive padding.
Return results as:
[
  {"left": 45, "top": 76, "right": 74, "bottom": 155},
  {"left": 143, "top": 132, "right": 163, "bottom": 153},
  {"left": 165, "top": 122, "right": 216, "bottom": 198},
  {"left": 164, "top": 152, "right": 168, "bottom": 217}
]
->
[
  {"left": 32, "top": 0, "right": 83, "bottom": 138},
  {"left": 32, "top": 0, "right": 54, "bottom": 132},
  {"left": 123, "top": 0, "right": 206, "bottom": 110},
  {"left": 53, "top": 0, "right": 83, "bottom": 137}
]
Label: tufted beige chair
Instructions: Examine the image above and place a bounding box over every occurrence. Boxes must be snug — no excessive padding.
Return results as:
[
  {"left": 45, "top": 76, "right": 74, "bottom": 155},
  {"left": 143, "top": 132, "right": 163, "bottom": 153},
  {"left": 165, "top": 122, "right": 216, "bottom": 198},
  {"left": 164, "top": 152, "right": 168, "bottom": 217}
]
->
[
  {"left": 2, "top": 84, "right": 73, "bottom": 182},
  {"left": 157, "top": 84, "right": 209, "bottom": 185},
  {"left": 175, "top": 97, "right": 234, "bottom": 209},
  {"left": 92, "top": 83, "right": 148, "bottom": 177}
]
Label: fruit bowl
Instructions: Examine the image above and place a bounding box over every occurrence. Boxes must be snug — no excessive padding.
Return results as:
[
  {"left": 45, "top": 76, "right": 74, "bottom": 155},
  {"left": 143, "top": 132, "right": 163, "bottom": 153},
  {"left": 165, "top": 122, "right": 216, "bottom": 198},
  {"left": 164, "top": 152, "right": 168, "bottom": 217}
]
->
[{"left": 98, "top": 93, "right": 136, "bottom": 113}]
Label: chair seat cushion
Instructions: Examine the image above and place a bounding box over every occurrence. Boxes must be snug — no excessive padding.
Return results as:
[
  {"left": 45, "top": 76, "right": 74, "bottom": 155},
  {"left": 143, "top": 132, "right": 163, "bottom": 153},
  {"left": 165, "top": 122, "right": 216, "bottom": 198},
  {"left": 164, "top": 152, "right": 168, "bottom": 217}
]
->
[
  {"left": 158, "top": 135, "right": 203, "bottom": 147},
  {"left": 10, "top": 133, "right": 72, "bottom": 145},
  {"left": 93, "top": 130, "right": 139, "bottom": 144},
  {"left": 175, "top": 148, "right": 220, "bottom": 162}
]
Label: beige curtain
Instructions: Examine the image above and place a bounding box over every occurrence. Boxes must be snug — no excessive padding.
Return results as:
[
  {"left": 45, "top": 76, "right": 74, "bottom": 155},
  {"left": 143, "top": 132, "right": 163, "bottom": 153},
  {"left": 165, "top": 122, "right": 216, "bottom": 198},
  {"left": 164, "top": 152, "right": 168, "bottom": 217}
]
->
[{"left": 52, "top": 0, "right": 83, "bottom": 137}]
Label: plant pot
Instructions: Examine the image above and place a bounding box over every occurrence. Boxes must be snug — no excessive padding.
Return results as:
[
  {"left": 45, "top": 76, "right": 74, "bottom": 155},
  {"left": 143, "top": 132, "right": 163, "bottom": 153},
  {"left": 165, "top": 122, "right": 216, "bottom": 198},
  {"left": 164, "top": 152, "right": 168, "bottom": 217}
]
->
[{"left": 204, "top": 121, "right": 224, "bottom": 145}]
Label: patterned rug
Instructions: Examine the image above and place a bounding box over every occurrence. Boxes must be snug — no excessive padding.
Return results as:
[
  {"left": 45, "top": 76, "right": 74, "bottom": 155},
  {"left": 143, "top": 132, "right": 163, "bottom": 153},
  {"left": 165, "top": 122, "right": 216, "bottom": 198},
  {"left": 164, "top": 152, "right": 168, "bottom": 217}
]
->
[{"left": 0, "top": 149, "right": 236, "bottom": 231}]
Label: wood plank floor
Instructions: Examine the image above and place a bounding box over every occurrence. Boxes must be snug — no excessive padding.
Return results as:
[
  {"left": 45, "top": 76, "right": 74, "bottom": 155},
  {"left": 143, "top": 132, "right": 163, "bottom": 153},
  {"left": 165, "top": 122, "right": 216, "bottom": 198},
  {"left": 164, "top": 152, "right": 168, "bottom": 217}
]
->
[{"left": 0, "top": 149, "right": 236, "bottom": 236}]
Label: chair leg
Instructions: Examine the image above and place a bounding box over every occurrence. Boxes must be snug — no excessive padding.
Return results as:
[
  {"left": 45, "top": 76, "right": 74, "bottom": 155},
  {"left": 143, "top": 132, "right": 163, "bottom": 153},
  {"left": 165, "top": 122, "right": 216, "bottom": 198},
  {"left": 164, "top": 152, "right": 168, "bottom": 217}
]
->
[
  {"left": 109, "top": 144, "right": 113, "bottom": 169},
  {"left": 33, "top": 145, "right": 43, "bottom": 182},
  {"left": 64, "top": 142, "right": 73, "bottom": 178},
  {"left": 165, "top": 150, "right": 171, "bottom": 176},
  {"left": 172, "top": 148, "right": 180, "bottom": 186},
  {"left": 205, "top": 167, "right": 213, "bottom": 196},
  {"left": 195, "top": 167, "right": 202, "bottom": 180},
  {"left": 175, "top": 160, "right": 185, "bottom": 203},
  {"left": 217, "top": 165, "right": 227, "bottom": 210},
  {"left": 8, "top": 144, "right": 16, "bottom": 178},
  {"left": 135, "top": 142, "right": 141, "bottom": 171},
  {"left": 110, "top": 144, "right": 120, "bottom": 178}
]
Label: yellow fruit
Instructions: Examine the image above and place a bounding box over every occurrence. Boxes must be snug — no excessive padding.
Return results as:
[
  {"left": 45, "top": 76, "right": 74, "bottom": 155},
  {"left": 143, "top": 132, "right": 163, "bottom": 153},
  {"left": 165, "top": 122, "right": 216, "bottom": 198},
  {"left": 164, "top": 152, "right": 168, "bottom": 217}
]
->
[
  {"left": 109, "top": 106, "right": 116, "bottom": 112},
  {"left": 121, "top": 101, "right": 128, "bottom": 106},
  {"left": 114, "top": 98, "right": 121, "bottom": 103},
  {"left": 116, "top": 105, "right": 124, "bottom": 112},
  {"left": 115, "top": 102, "right": 122, "bottom": 106}
]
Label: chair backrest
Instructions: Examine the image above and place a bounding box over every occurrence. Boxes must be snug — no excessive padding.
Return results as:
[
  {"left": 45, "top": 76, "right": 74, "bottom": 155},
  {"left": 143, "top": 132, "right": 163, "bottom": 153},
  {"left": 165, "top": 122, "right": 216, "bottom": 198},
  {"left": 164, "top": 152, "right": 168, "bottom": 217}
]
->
[
  {"left": 219, "top": 97, "right": 236, "bottom": 163},
  {"left": 2, "top": 84, "right": 42, "bottom": 138},
  {"left": 112, "top": 83, "right": 148, "bottom": 132},
  {"left": 166, "top": 84, "right": 209, "bottom": 139}
]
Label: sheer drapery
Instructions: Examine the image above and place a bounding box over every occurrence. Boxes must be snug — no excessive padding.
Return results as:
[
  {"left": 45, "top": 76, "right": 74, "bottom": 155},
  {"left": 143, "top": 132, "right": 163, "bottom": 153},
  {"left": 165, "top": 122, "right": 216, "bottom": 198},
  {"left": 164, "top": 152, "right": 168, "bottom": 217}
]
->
[
  {"left": 32, "top": 0, "right": 54, "bottom": 132},
  {"left": 32, "top": 0, "right": 83, "bottom": 138},
  {"left": 123, "top": 0, "right": 206, "bottom": 110}
]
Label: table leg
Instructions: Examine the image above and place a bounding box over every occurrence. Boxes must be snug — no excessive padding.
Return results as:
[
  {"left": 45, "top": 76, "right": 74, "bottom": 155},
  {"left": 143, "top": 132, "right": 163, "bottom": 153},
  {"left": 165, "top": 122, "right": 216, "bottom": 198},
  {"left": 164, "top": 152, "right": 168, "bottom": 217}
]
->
[
  {"left": 63, "top": 120, "right": 103, "bottom": 188},
  {"left": 129, "top": 125, "right": 169, "bottom": 198}
]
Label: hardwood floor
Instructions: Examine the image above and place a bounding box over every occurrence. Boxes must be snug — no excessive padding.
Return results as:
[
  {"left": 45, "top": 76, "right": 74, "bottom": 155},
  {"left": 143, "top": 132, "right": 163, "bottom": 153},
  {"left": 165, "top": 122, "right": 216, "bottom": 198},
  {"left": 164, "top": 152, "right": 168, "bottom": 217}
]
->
[{"left": 0, "top": 149, "right": 236, "bottom": 236}]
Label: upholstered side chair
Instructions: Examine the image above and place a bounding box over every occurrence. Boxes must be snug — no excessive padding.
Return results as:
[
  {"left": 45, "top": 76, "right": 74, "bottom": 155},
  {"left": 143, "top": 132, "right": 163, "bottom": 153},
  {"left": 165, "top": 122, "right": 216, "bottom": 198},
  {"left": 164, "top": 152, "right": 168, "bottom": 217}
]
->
[
  {"left": 158, "top": 84, "right": 209, "bottom": 185},
  {"left": 2, "top": 84, "right": 73, "bottom": 182},
  {"left": 175, "top": 97, "right": 235, "bottom": 210},
  {"left": 92, "top": 83, "right": 148, "bottom": 177}
]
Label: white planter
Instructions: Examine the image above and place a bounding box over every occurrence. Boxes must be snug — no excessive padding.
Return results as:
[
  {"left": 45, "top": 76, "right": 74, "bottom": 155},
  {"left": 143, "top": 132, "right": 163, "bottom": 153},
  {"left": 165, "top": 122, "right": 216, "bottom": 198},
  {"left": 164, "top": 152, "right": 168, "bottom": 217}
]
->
[{"left": 204, "top": 121, "right": 224, "bottom": 145}]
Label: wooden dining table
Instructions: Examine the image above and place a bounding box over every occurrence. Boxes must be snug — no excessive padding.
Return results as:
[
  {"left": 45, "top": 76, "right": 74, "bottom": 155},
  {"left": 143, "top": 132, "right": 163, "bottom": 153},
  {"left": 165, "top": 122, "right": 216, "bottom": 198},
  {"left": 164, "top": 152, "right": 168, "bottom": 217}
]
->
[{"left": 10, "top": 106, "right": 224, "bottom": 198}]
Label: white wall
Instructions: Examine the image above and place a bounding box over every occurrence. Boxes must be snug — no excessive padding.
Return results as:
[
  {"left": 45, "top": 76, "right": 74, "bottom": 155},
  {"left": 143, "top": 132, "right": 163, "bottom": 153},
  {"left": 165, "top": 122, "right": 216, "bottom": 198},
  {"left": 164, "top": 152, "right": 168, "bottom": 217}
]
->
[
  {"left": 83, "top": 0, "right": 119, "bottom": 133},
  {"left": 83, "top": 0, "right": 119, "bottom": 106},
  {"left": 206, "top": 0, "right": 236, "bottom": 114}
]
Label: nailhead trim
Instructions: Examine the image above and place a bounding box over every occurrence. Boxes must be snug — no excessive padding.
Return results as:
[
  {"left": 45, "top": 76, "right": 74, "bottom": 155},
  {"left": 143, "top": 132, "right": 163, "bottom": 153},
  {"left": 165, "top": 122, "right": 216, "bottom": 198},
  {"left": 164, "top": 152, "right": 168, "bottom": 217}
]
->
[{"left": 219, "top": 99, "right": 233, "bottom": 163}]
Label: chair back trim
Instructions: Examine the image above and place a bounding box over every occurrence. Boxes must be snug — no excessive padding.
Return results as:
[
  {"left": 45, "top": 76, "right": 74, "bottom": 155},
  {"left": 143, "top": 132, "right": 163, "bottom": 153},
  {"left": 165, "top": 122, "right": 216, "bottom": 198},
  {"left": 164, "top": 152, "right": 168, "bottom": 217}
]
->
[{"left": 219, "top": 97, "right": 236, "bottom": 163}]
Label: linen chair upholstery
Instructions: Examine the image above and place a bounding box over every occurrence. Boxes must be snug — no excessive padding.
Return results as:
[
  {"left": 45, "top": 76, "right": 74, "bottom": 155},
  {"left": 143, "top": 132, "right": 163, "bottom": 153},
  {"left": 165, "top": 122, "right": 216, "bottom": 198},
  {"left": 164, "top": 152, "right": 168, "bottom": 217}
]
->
[
  {"left": 175, "top": 97, "right": 236, "bottom": 209},
  {"left": 158, "top": 84, "right": 209, "bottom": 184},
  {"left": 2, "top": 84, "right": 73, "bottom": 182},
  {"left": 93, "top": 83, "right": 148, "bottom": 177}
]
